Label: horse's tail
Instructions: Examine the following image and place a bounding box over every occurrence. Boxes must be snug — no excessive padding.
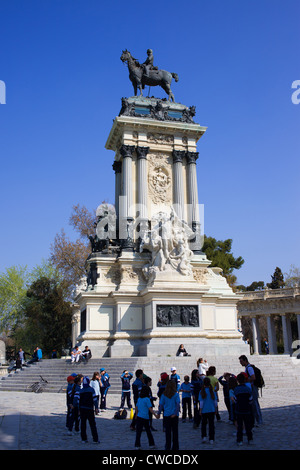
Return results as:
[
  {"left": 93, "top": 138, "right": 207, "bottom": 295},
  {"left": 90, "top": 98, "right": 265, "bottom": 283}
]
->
[{"left": 172, "top": 73, "right": 179, "bottom": 82}]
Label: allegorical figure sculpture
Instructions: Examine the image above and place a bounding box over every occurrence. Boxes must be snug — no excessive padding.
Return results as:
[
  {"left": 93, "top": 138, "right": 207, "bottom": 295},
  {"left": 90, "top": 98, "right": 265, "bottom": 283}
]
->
[
  {"left": 139, "top": 208, "right": 194, "bottom": 284},
  {"left": 120, "top": 49, "right": 179, "bottom": 102}
]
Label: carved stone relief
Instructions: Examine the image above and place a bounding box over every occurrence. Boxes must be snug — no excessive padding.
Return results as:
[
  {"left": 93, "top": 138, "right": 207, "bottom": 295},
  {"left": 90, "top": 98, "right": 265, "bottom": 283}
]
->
[{"left": 148, "top": 153, "right": 172, "bottom": 205}]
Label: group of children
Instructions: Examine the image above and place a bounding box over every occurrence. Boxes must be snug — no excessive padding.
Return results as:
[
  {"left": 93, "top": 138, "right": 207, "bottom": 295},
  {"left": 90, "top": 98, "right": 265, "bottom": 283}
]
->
[{"left": 65, "top": 355, "right": 260, "bottom": 449}]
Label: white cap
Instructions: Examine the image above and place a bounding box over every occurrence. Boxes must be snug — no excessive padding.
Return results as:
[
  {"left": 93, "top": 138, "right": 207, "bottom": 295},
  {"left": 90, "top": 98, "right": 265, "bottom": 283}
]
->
[{"left": 171, "top": 367, "right": 176, "bottom": 372}]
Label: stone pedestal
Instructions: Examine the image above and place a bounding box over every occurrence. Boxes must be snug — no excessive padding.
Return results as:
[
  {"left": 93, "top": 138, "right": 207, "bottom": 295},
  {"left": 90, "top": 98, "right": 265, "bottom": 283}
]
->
[{"left": 74, "top": 97, "right": 248, "bottom": 358}]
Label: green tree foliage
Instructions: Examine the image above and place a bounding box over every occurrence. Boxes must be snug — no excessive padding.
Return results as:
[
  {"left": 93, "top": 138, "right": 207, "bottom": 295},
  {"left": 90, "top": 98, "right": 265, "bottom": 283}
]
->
[
  {"left": 0, "top": 265, "right": 29, "bottom": 332},
  {"left": 201, "top": 236, "right": 244, "bottom": 286},
  {"left": 24, "top": 277, "right": 72, "bottom": 356},
  {"left": 267, "top": 267, "right": 285, "bottom": 289},
  {"left": 236, "top": 281, "right": 265, "bottom": 292}
]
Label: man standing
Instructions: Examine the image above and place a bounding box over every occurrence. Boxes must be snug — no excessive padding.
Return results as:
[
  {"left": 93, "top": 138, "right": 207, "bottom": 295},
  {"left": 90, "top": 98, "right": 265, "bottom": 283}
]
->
[{"left": 239, "top": 355, "right": 263, "bottom": 426}]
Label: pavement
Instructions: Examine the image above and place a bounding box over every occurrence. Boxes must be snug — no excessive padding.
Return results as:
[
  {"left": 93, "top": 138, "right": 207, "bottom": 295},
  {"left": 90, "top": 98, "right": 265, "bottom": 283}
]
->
[{"left": 0, "top": 386, "right": 299, "bottom": 455}]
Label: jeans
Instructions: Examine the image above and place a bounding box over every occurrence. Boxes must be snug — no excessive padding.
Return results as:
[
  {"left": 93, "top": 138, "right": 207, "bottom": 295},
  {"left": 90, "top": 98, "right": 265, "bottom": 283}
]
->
[
  {"left": 80, "top": 408, "right": 98, "bottom": 442},
  {"left": 135, "top": 417, "right": 155, "bottom": 448},
  {"left": 236, "top": 413, "right": 253, "bottom": 442},
  {"left": 120, "top": 391, "right": 132, "bottom": 409},
  {"left": 201, "top": 412, "right": 215, "bottom": 441},
  {"left": 182, "top": 397, "right": 192, "bottom": 420},
  {"left": 164, "top": 415, "right": 179, "bottom": 450}
]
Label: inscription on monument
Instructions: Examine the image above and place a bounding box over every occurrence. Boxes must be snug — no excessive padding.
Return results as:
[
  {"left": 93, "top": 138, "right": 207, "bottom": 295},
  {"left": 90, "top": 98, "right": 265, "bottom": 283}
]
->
[{"left": 156, "top": 305, "right": 199, "bottom": 327}]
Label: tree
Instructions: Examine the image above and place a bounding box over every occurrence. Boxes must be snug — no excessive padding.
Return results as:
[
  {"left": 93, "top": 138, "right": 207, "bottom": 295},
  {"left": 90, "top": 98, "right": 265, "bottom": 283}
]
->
[
  {"left": 24, "top": 277, "right": 73, "bottom": 356},
  {"left": 284, "top": 265, "right": 300, "bottom": 287},
  {"left": 236, "top": 281, "right": 265, "bottom": 292},
  {"left": 50, "top": 204, "right": 96, "bottom": 299},
  {"left": 201, "top": 236, "right": 244, "bottom": 287},
  {"left": 267, "top": 267, "right": 285, "bottom": 289},
  {"left": 0, "top": 265, "right": 29, "bottom": 332}
]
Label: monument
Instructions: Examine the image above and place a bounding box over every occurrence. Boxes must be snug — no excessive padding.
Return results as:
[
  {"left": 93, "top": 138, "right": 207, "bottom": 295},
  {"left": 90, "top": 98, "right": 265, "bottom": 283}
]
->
[{"left": 72, "top": 50, "right": 249, "bottom": 358}]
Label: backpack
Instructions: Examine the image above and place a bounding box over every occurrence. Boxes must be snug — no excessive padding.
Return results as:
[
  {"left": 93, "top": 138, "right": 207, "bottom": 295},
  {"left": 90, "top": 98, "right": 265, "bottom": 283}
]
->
[
  {"left": 113, "top": 409, "right": 127, "bottom": 420},
  {"left": 247, "top": 364, "right": 265, "bottom": 394}
]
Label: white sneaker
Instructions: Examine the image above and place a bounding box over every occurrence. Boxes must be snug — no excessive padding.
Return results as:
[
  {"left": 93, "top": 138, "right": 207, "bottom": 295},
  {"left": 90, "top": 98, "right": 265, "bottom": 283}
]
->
[
  {"left": 209, "top": 440, "right": 214, "bottom": 445},
  {"left": 202, "top": 437, "right": 207, "bottom": 443}
]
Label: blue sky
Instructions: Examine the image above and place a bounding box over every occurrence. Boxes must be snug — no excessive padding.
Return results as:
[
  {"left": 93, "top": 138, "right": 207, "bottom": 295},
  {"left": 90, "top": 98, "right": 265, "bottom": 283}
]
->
[{"left": 0, "top": 0, "right": 299, "bottom": 287}]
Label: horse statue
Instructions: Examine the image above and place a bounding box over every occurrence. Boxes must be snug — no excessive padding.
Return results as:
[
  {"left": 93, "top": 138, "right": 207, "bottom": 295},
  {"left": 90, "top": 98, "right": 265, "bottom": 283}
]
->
[{"left": 120, "top": 49, "right": 179, "bottom": 102}]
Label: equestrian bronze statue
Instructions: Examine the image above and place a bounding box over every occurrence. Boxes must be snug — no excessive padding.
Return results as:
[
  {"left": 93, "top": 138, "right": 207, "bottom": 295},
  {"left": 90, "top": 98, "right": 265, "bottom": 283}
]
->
[{"left": 120, "top": 49, "right": 179, "bottom": 102}]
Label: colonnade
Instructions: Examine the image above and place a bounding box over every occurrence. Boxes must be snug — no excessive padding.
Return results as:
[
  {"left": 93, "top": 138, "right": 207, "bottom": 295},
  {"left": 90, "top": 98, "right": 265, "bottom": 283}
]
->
[{"left": 237, "top": 287, "right": 300, "bottom": 355}]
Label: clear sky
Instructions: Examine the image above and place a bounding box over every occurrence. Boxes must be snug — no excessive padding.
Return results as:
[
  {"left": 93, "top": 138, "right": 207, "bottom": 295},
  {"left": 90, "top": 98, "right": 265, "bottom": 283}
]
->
[{"left": 0, "top": 0, "right": 299, "bottom": 287}]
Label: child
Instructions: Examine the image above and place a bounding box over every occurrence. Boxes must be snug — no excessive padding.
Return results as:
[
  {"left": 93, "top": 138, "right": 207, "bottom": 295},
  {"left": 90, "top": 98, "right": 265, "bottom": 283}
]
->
[
  {"left": 66, "top": 375, "right": 75, "bottom": 434},
  {"left": 158, "top": 380, "right": 181, "bottom": 451},
  {"left": 120, "top": 370, "right": 133, "bottom": 409},
  {"left": 228, "top": 375, "right": 238, "bottom": 426},
  {"left": 135, "top": 385, "right": 158, "bottom": 450},
  {"left": 233, "top": 373, "right": 253, "bottom": 446},
  {"left": 73, "top": 376, "right": 99, "bottom": 444},
  {"left": 199, "top": 377, "right": 217, "bottom": 444},
  {"left": 99, "top": 368, "right": 110, "bottom": 410},
  {"left": 144, "top": 376, "right": 157, "bottom": 431},
  {"left": 90, "top": 372, "right": 101, "bottom": 410},
  {"left": 157, "top": 372, "right": 169, "bottom": 399},
  {"left": 179, "top": 375, "right": 193, "bottom": 422},
  {"left": 170, "top": 367, "right": 181, "bottom": 392},
  {"left": 218, "top": 372, "right": 236, "bottom": 421},
  {"left": 68, "top": 375, "right": 81, "bottom": 434},
  {"left": 130, "top": 369, "right": 144, "bottom": 431},
  {"left": 207, "top": 366, "right": 221, "bottom": 421},
  {"left": 191, "top": 369, "right": 203, "bottom": 429}
]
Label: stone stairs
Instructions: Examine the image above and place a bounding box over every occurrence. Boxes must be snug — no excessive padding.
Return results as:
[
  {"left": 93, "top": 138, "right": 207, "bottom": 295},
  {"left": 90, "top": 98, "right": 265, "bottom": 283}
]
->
[{"left": 0, "top": 354, "right": 299, "bottom": 394}]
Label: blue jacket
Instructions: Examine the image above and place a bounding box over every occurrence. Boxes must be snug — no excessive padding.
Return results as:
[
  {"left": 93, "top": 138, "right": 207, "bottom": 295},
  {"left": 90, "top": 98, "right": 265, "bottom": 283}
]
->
[
  {"left": 120, "top": 372, "right": 133, "bottom": 392},
  {"left": 233, "top": 384, "right": 253, "bottom": 414},
  {"left": 73, "top": 385, "right": 98, "bottom": 410},
  {"left": 170, "top": 373, "right": 181, "bottom": 392}
]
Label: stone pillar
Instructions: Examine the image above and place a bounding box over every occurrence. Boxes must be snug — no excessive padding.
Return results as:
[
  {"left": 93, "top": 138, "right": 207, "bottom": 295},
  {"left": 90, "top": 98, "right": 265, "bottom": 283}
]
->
[
  {"left": 267, "top": 314, "right": 278, "bottom": 354},
  {"left": 120, "top": 144, "right": 135, "bottom": 219},
  {"left": 172, "top": 150, "right": 185, "bottom": 221},
  {"left": 252, "top": 316, "right": 261, "bottom": 354},
  {"left": 281, "top": 314, "right": 293, "bottom": 354},
  {"left": 186, "top": 151, "right": 202, "bottom": 253},
  {"left": 136, "top": 146, "right": 149, "bottom": 241},
  {"left": 112, "top": 160, "right": 122, "bottom": 222},
  {"left": 297, "top": 314, "right": 300, "bottom": 341},
  {"left": 120, "top": 144, "right": 135, "bottom": 250}
]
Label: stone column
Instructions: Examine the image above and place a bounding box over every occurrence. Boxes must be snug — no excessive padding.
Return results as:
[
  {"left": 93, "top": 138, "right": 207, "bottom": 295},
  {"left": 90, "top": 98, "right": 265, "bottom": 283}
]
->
[
  {"left": 112, "top": 160, "right": 122, "bottom": 222},
  {"left": 136, "top": 146, "right": 149, "bottom": 241},
  {"left": 120, "top": 144, "right": 135, "bottom": 219},
  {"left": 266, "top": 314, "right": 278, "bottom": 354},
  {"left": 281, "top": 314, "right": 293, "bottom": 354},
  {"left": 252, "top": 316, "right": 261, "bottom": 354},
  {"left": 186, "top": 151, "right": 202, "bottom": 253},
  {"left": 297, "top": 314, "right": 300, "bottom": 341},
  {"left": 119, "top": 144, "right": 135, "bottom": 250},
  {"left": 172, "top": 150, "right": 185, "bottom": 221}
]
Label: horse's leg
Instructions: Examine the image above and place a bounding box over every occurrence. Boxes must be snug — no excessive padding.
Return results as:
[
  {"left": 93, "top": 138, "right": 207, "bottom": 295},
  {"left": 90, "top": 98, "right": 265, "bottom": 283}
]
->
[{"left": 161, "top": 82, "right": 175, "bottom": 102}]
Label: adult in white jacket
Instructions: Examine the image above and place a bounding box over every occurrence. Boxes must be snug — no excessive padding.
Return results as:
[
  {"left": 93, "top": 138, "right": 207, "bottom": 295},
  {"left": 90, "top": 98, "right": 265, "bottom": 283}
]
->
[{"left": 197, "top": 358, "right": 209, "bottom": 377}]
